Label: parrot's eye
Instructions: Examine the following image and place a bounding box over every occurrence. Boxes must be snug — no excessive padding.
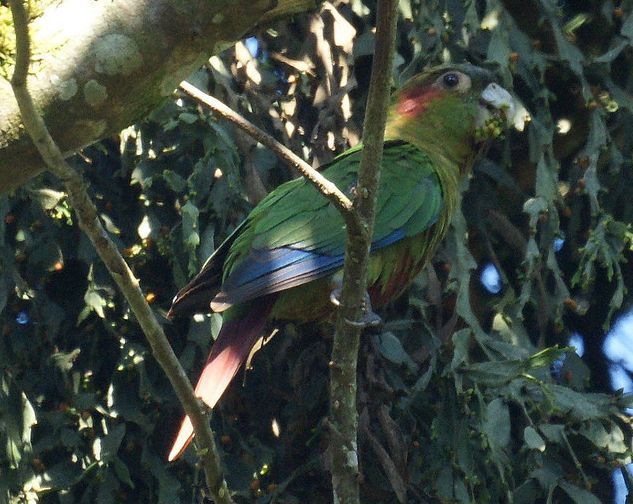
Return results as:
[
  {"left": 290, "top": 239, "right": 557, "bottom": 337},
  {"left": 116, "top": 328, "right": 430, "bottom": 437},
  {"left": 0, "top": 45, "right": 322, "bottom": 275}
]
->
[{"left": 443, "top": 73, "right": 460, "bottom": 88}]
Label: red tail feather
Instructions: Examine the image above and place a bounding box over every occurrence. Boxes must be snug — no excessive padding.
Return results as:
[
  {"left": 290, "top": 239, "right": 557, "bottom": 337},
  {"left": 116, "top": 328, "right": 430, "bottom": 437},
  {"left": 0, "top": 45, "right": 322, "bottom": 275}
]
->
[{"left": 168, "top": 298, "right": 275, "bottom": 461}]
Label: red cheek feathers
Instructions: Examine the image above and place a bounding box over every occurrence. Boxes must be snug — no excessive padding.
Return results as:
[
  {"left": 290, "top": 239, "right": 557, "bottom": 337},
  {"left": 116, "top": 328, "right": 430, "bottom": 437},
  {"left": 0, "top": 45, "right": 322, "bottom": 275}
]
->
[{"left": 397, "top": 86, "right": 443, "bottom": 118}]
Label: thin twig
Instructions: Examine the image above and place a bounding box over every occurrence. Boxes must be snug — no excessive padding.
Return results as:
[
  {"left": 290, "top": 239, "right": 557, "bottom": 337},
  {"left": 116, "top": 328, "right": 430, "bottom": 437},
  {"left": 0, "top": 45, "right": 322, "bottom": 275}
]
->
[
  {"left": 329, "top": 1, "right": 399, "bottom": 503},
  {"left": 361, "top": 423, "right": 407, "bottom": 503},
  {"left": 179, "top": 80, "right": 356, "bottom": 221},
  {"left": 8, "top": 1, "right": 232, "bottom": 501}
]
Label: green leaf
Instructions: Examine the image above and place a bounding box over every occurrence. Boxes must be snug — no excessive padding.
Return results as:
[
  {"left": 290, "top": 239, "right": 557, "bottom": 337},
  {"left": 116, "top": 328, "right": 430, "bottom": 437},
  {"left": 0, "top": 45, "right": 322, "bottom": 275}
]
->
[
  {"left": 60, "top": 428, "right": 82, "bottom": 448},
  {"left": 538, "top": 424, "right": 565, "bottom": 444},
  {"left": 109, "top": 375, "right": 149, "bottom": 426},
  {"left": 436, "top": 465, "right": 454, "bottom": 499},
  {"left": 530, "top": 459, "right": 564, "bottom": 491},
  {"left": 454, "top": 475, "right": 470, "bottom": 503},
  {"left": 373, "top": 332, "right": 418, "bottom": 372},
  {"left": 208, "top": 121, "right": 236, "bottom": 154},
  {"left": 483, "top": 398, "right": 510, "bottom": 450},
  {"left": 513, "top": 479, "right": 543, "bottom": 504},
  {"left": 353, "top": 31, "right": 375, "bottom": 59},
  {"left": 558, "top": 352, "right": 591, "bottom": 390},
  {"left": 178, "top": 112, "right": 199, "bottom": 124},
  {"left": 578, "top": 421, "right": 627, "bottom": 453},
  {"left": 96, "top": 469, "right": 120, "bottom": 504},
  {"left": 101, "top": 424, "right": 126, "bottom": 462},
  {"left": 550, "top": 16, "right": 586, "bottom": 80},
  {"left": 141, "top": 447, "right": 182, "bottom": 503},
  {"left": 550, "top": 385, "right": 614, "bottom": 420},
  {"left": 181, "top": 200, "right": 200, "bottom": 274},
  {"left": 2, "top": 376, "right": 37, "bottom": 469},
  {"left": 487, "top": 21, "right": 512, "bottom": 82},
  {"left": 410, "top": 355, "right": 435, "bottom": 396},
  {"left": 524, "top": 426, "right": 546, "bottom": 451},
  {"left": 523, "top": 196, "right": 549, "bottom": 229},
  {"left": 527, "top": 346, "right": 566, "bottom": 370},
  {"left": 462, "top": 360, "right": 523, "bottom": 386},
  {"left": 622, "top": 10, "right": 633, "bottom": 39},
  {"left": 112, "top": 456, "right": 135, "bottom": 488},
  {"left": 210, "top": 312, "right": 223, "bottom": 340},
  {"left": 162, "top": 170, "right": 187, "bottom": 193},
  {"left": 33, "top": 461, "right": 83, "bottom": 491},
  {"left": 617, "top": 392, "right": 633, "bottom": 409},
  {"left": 450, "top": 329, "right": 471, "bottom": 371},
  {"left": 558, "top": 480, "right": 601, "bottom": 504}
]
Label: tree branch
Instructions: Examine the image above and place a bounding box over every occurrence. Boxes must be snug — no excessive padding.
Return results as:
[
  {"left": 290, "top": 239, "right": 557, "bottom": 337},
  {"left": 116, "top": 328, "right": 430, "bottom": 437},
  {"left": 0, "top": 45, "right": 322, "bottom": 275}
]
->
[
  {"left": 329, "top": 1, "right": 399, "bottom": 503},
  {"left": 0, "top": 0, "right": 319, "bottom": 193},
  {"left": 179, "top": 80, "right": 355, "bottom": 219},
  {"left": 8, "top": 2, "right": 232, "bottom": 502}
]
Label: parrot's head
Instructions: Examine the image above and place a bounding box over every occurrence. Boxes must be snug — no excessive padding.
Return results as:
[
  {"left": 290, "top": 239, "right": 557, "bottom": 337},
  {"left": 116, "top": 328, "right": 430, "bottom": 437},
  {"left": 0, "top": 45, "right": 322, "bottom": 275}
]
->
[{"left": 385, "top": 64, "right": 514, "bottom": 168}]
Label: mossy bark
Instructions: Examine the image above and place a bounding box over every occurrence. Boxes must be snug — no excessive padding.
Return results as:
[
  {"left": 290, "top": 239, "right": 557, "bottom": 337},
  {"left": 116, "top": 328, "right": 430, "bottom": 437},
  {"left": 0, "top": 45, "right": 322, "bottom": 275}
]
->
[
  {"left": 329, "top": 1, "right": 399, "bottom": 502},
  {"left": 0, "top": 0, "right": 318, "bottom": 192}
]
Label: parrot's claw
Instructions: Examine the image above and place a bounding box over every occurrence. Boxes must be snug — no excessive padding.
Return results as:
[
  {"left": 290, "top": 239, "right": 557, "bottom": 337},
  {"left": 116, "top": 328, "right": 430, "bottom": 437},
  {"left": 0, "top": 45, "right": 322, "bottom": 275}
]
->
[
  {"left": 349, "top": 310, "right": 383, "bottom": 332},
  {"left": 329, "top": 287, "right": 343, "bottom": 307},
  {"left": 329, "top": 287, "right": 383, "bottom": 330}
]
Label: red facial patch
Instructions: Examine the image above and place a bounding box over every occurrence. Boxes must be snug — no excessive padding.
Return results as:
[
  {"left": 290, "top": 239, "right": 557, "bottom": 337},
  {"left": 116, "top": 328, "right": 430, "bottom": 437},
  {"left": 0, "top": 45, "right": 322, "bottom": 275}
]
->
[{"left": 397, "top": 86, "right": 443, "bottom": 118}]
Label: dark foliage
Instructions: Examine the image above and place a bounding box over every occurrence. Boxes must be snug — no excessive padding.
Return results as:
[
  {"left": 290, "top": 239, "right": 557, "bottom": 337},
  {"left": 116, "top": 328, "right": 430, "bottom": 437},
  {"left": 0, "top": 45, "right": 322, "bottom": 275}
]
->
[{"left": 1, "top": 0, "right": 633, "bottom": 502}]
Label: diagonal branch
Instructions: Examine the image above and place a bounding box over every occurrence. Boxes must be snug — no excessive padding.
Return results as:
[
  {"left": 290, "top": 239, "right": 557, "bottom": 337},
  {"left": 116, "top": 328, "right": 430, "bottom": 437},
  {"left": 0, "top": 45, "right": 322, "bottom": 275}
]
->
[
  {"left": 179, "top": 80, "right": 357, "bottom": 224},
  {"left": 329, "top": 1, "right": 399, "bottom": 503},
  {"left": 8, "top": 1, "right": 232, "bottom": 502}
]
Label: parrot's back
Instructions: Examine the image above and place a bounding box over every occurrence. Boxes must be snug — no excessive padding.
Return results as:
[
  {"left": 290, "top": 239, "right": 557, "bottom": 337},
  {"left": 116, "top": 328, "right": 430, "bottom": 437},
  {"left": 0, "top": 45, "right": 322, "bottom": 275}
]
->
[{"left": 170, "top": 141, "right": 454, "bottom": 320}]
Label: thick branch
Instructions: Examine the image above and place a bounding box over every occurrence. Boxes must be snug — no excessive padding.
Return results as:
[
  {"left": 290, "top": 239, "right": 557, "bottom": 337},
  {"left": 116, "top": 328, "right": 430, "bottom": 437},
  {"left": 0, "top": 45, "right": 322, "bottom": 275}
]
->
[
  {"left": 179, "top": 80, "right": 355, "bottom": 218},
  {"left": 9, "top": 1, "right": 232, "bottom": 501},
  {"left": 329, "top": 1, "right": 399, "bottom": 503},
  {"left": 0, "top": 0, "right": 319, "bottom": 193}
]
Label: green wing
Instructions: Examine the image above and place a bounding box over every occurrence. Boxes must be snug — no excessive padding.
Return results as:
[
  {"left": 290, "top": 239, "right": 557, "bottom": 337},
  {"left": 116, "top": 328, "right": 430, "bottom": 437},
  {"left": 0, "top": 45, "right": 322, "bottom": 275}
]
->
[{"left": 215, "top": 141, "right": 443, "bottom": 308}]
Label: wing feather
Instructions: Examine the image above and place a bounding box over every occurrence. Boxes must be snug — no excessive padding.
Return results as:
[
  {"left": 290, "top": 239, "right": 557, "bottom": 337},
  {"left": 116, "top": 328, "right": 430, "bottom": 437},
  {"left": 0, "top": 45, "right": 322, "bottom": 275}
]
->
[{"left": 211, "top": 142, "right": 443, "bottom": 311}]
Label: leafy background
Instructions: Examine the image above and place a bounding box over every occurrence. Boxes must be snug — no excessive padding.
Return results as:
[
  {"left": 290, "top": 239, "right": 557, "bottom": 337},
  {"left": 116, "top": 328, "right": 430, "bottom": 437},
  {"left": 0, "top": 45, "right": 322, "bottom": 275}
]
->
[{"left": 1, "top": 0, "right": 633, "bottom": 502}]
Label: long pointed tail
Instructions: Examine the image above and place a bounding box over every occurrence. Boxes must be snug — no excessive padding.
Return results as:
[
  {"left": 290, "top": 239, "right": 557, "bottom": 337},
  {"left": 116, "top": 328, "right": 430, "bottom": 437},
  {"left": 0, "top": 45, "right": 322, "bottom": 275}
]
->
[{"left": 168, "top": 298, "right": 274, "bottom": 461}]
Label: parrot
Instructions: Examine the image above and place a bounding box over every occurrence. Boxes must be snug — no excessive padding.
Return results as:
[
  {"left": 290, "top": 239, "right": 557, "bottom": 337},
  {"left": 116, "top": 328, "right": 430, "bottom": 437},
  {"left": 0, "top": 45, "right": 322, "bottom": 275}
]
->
[{"left": 166, "top": 63, "right": 514, "bottom": 461}]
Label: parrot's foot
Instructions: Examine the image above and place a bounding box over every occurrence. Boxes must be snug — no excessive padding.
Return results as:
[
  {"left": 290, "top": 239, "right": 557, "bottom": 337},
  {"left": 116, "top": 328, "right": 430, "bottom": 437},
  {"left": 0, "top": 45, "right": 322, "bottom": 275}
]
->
[{"left": 329, "top": 287, "right": 383, "bottom": 330}]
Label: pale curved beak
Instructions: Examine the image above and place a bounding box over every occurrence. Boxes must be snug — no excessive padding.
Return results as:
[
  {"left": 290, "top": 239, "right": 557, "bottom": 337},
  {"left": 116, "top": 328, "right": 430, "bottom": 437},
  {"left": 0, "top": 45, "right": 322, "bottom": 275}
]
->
[{"left": 480, "top": 82, "right": 516, "bottom": 125}]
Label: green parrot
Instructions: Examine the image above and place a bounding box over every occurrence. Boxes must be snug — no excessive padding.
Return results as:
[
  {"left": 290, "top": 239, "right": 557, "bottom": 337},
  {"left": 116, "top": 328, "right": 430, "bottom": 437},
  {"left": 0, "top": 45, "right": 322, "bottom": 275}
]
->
[{"left": 166, "top": 64, "right": 514, "bottom": 461}]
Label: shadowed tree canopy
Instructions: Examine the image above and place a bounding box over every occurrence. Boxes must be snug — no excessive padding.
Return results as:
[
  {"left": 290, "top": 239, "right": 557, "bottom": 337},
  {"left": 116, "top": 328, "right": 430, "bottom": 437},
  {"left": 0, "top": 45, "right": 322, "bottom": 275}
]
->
[{"left": 1, "top": 0, "right": 633, "bottom": 502}]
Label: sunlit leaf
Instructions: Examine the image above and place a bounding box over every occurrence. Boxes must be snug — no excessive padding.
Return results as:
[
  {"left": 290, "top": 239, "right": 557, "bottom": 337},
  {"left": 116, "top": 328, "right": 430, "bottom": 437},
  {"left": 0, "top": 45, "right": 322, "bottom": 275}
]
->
[{"left": 523, "top": 426, "right": 545, "bottom": 452}]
